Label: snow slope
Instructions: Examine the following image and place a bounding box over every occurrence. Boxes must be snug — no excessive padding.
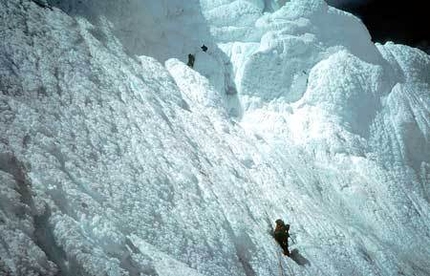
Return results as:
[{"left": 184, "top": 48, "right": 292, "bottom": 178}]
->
[{"left": 1, "top": 0, "right": 429, "bottom": 275}]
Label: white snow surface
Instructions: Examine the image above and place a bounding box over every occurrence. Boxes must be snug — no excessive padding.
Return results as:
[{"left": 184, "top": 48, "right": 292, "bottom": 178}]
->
[{"left": 1, "top": 0, "right": 429, "bottom": 275}]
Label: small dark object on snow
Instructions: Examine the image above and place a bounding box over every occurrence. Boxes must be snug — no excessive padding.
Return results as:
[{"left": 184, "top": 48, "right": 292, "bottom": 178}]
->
[
  {"left": 201, "top": 44, "right": 208, "bottom": 52},
  {"left": 274, "top": 219, "right": 290, "bottom": 256},
  {"left": 187, "top": 54, "right": 195, "bottom": 68}
]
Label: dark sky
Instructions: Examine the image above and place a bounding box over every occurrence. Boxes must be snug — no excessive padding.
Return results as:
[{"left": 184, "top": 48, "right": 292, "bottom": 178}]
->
[{"left": 326, "top": 0, "right": 430, "bottom": 51}]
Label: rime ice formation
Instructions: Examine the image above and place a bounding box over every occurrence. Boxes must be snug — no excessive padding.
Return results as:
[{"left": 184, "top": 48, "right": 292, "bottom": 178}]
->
[{"left": 1, "top": 0, "right": 429, "bottom": 276}]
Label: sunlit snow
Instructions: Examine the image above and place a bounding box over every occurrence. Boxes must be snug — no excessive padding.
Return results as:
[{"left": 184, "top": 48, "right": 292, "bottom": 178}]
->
[{"left": 1, "top": 0, "right": 429, "bottom": 275}]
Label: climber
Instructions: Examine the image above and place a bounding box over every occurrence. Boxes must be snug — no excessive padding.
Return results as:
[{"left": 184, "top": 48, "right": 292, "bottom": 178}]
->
[
  {"left": 274, "top": 219, "right": 290, "bottom": 256},
  {"left": 187, "top": 54, "right": 195, "bottom": 68},
  {"left": 201, "top": 44, "right": 208, "bottom": 52}
]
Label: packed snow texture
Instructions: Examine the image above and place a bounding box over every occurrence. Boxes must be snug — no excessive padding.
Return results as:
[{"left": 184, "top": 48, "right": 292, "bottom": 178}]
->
[{"left": 1, "top": 0, "right": 429, "bottom": 275}]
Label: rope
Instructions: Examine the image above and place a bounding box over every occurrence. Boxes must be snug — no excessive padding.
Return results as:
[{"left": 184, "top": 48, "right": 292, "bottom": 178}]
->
[
  {"left": 272, "top": 238, "right": 286, "bottom": 276},
  {"left": 272, "top": 233, "right": 297, "bottom": 276},
  {"left": 277, "top": 250, "right": 286, "bottom": 276}
]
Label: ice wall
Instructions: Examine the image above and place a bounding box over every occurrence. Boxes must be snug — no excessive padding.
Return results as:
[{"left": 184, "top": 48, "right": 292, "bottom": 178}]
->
[
  {"left": 41, "top": 0, "right": 211, "bottom": 60},
  {"left": 1, "top": 0, "right": 429, "bottom": 276}
]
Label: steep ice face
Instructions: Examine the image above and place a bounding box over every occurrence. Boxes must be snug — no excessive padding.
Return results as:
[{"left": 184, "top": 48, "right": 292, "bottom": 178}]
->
[
  {"left": 41, "top": 0, "right": 214, "bottom": 62},
  {"left": 1, "top": 0, "right": 429, "bottom": 276},
  {"left": 199, "top": 0, "right": 266, "bottom": 42},
  {"left": 371, "top": 43, "right": 430, "bottom": 196},
  {"left": 216, "top": 0, "right": 388, "bottom": 108}
]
